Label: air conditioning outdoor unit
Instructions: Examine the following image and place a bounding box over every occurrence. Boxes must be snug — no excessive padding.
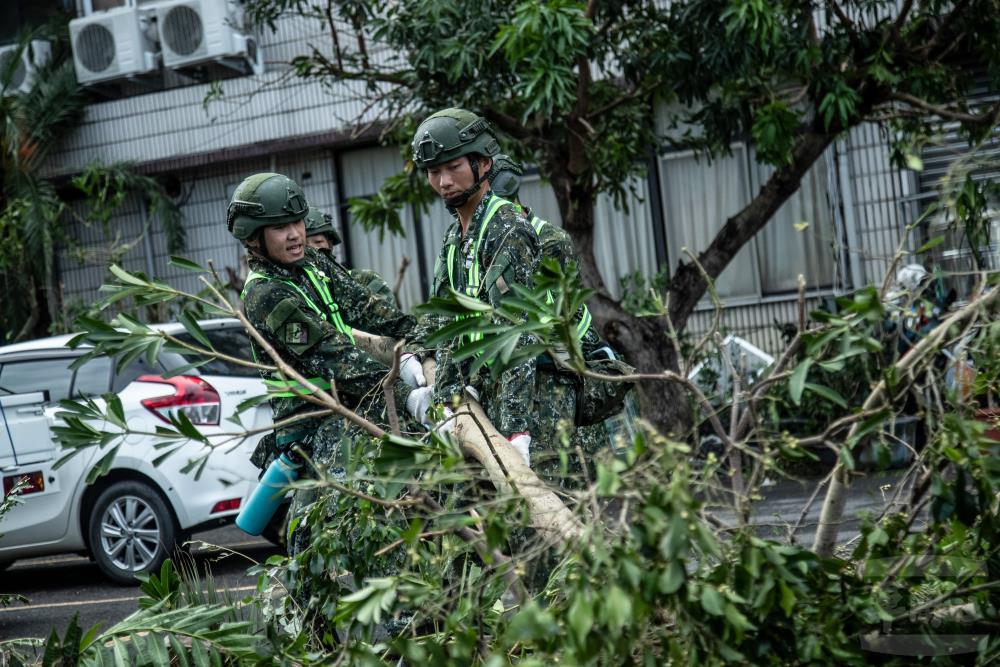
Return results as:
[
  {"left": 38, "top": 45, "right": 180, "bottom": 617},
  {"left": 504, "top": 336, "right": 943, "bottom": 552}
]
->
[
  {"left": 156, "top": 0, "right": 264, "bottom": 75},
  {"left": 0, "top": 41, "right": 52, "bottom": 96},
  {"left": 70, "top": 5, "right": 159, "bottom": 85}
]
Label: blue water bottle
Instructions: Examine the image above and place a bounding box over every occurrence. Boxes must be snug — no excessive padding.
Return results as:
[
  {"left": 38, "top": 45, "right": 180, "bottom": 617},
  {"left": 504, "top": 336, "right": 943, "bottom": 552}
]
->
[{"left": 236, "top": 453, "right": 300, "bottom": 536}]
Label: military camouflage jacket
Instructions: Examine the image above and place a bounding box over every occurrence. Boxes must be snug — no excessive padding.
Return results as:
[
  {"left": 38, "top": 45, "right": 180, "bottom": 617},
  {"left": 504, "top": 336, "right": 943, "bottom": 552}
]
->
[
  {"left": 411, "top": 190, "right": 540, "bottom": 435},
  {"left": 243, "top": 247, "right": 414, "bottom": 429}
]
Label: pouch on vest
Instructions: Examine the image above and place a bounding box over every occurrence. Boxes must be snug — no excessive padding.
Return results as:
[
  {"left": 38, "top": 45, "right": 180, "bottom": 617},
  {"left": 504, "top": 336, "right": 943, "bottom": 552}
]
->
[
  {"left": 575, "top": 357, "right": 635, "bottom": 427},
  {"left": 266, "top": 297, "right": 326, "bottom": 357}
]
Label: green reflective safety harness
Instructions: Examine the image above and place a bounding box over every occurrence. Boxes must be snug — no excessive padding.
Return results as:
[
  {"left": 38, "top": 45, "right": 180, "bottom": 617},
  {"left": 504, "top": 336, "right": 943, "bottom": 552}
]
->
[
  {"left": 446, "top": 195, "right": 508, "bottom": 345},
  {"left": 243, "top": 265, "right": 355, "bottom": 397},
  {"left": 528, "top": 215, "right": 593, "bottom": 342}
]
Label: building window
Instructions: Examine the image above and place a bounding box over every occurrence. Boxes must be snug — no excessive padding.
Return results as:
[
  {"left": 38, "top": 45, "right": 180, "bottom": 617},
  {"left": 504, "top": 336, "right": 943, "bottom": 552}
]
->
[{"left": 659, "top": 144, "right": 836, "bottom": 303}]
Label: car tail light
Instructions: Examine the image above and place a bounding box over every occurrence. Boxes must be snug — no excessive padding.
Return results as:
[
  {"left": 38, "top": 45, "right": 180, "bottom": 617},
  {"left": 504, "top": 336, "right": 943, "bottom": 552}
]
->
[
  {"left": 138, "top": 375, "right": 221, "bottom": 425},
  {"left": 3, "top": 470, "right": 45, "bottom": 496},
  {"left": 211, "top": 498, "right": 242, "bottom": 514}
]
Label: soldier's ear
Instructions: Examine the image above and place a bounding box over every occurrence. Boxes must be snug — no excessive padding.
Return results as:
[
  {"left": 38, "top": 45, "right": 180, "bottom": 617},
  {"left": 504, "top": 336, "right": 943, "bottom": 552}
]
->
[{"left": 480, "top": 156, "right": 492, "bottom": 173}]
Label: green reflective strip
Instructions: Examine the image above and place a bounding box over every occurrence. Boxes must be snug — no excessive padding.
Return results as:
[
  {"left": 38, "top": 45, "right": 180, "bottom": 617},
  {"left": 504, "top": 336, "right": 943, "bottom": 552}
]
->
[
  {"left": 302, "top": 266, "right": 355, "bottom": 343},
  {"left": 575, "top": 305, "right": 592, "bottom": 341},
  {"left": 447, "top": 244, "right": 457, "bottom": 290},
  {"left": 244, "top": 270, "right": 325, "bottom": 320},
  {"left": 244, "top": 268, "right": 355, "bottom": 343},
  {"left": 531, "top": 216, "right": 546, "bottom": 234},
  {"left": 241, "top": 271, "right": 268, "bottom": 300},
  {"left": 264, "top": 376, "right": 332, "bottom": 397},
  {"left": 467, "top": 195, "right": 507, "bottom": 295}
]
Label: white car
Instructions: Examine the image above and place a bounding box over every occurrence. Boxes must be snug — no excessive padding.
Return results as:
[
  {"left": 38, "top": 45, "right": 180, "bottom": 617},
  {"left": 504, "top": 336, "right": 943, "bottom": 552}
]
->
[{"left": 0, "top": 319, "right": 275, "bottom": 583}]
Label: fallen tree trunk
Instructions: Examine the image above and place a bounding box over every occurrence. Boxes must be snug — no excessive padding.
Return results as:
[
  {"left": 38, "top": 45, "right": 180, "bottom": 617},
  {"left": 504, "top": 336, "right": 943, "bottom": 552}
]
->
[{"left": 352, "top": 329, "right": 585, "bottom": 543}]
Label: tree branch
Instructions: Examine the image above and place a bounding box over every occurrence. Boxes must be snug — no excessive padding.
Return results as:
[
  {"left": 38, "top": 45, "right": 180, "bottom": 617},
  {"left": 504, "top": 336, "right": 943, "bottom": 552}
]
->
[
  {"left": 813, "top": 285, "right": 1000, "bottom": 556},
  {"left": 892, "top": 93, "right": 1000, "bottom": 129}
]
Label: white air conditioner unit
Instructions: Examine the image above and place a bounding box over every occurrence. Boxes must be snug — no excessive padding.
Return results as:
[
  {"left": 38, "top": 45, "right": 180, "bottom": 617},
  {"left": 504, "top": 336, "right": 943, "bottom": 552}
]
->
[
  {"left": 0, "top": 41, "right": 52, "bottom": 96},
  {"left": 156, "top": 0, "right": 263, "bottom": 75},
  {"left": 70, "top": 5, "right": 158, "bottom": 85}
]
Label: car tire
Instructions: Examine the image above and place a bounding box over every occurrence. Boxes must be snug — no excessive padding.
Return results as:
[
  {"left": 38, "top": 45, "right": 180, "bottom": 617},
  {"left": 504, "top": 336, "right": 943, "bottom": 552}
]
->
[{"left": 88, "top": 480, "right": 178, "bottom": 585}]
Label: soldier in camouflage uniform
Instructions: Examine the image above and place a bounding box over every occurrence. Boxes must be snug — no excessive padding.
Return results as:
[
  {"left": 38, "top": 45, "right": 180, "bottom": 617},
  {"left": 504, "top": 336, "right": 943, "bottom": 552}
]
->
[
  {"left": 228, "top": 174, "right": 433, "bottom": 565},
  {"left": 488, "top": 155, "right": 628, "bottom": 486},
  {"left": 408, "top": 108, "right": 540, "bottom": 466},
  {"left": 303, "top": 206, "right": 399, "bottom": 310}
]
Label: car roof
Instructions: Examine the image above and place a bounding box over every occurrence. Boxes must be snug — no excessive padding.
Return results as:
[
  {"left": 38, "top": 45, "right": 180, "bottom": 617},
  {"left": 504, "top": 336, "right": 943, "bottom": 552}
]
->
[{"left": 0, "top": 318, "right": 244, "bottom": 357}]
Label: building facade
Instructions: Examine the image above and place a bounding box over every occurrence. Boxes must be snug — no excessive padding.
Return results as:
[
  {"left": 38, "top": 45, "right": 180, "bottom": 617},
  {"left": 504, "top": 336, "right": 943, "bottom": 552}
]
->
[{"left": 32, "top": 1, "right": 987, "bottom": 354}]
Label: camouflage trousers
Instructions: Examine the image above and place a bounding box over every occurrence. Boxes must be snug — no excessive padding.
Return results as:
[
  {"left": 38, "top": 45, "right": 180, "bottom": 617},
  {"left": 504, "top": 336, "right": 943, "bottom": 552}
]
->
[{"left": 284, "top": 416, "right": 412, "bottom": 637}]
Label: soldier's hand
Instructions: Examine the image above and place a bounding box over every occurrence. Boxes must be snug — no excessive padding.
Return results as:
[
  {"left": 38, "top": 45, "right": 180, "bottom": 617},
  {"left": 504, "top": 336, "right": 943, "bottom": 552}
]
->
[
  {"left": 399, "top": 353, "right": 427, "bottom": 388},
  {"left": 507, "top": 432, "right": 531, "bottom": 468},
  {"left": 405, "top": 386, "right": 434, "bottom": 426}
]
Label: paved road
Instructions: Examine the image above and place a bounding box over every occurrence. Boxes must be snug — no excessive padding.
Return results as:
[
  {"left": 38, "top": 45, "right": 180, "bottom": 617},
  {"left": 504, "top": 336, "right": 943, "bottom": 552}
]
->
[
  {"left": 0, "top": 525, "right": 282, "bottom": 643},
  {"left": 733, "top": 469, "right": 914, "bottom": 548}
]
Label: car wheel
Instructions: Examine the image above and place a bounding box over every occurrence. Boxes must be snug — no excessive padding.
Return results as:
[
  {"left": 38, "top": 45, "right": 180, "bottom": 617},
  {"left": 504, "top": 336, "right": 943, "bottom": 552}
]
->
[{"left": 88, "top": 480, "right": 178, "bottom": 585}]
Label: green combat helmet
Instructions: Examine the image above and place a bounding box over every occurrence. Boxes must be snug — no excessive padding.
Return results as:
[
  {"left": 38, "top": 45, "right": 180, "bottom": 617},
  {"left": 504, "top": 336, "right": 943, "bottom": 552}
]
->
[
  {"left": 487, "top": 154, "right": 523, "bottom": 199},
  {"left": 411, "top": 108, "right": 501, "bottom": 207},
  {"left": 304, "top": 206, "right": 342, "bottom": 246},
  {"left": 227, "top": 172, "right": 309, "bottom": 241}
]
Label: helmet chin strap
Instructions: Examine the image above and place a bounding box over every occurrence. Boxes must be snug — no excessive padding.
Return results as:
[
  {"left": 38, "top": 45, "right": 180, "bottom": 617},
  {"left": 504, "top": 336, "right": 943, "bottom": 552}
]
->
[{"left": 444, "top": 156, "right": 486, "bottom": 209}]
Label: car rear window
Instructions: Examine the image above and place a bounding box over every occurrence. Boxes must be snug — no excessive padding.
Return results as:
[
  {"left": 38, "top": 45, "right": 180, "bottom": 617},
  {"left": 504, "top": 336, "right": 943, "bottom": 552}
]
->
[
  {"left": 172, "top": 327, "right": 259, "bottom": 378},
  {"left": 71, "top": 356, "right": 112, "bottom": 397},
  {"left": 0, "top": 358, "right": 75, "bottom": 403}
]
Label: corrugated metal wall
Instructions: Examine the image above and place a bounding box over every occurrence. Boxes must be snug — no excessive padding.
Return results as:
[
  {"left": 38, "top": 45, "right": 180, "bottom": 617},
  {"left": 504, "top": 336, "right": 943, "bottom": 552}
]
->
[
  {"left": 58, "top": 148, "right": 340, "bottom": 311},
  {"left": 338, "top": 147, "right": 426, "bottom": 310},
  {"left": 841, "top": 123, "right": 917, "bottom": 287}
]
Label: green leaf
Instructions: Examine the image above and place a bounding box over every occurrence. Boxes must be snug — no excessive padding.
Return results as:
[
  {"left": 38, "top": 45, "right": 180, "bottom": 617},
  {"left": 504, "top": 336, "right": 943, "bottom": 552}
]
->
[
  {"left": 108, "top": 264, "right": 149, "bottom": 287},
  {"left": 700, "top": 585, "right": 724, "bottom": 616},
  {"left": 916, "top": 235, "right": 946, "bottom": 254},
  {"left": 802, "top": 382, "right": 847, "bottom": 408},
  {"left": 778, "top": 579, "right": 796, "bottom": 617},
  {"left": 567, "top": 594, "right": 593, "bottom": 646},
  {"left": 169, "top": 256, "right": 207, "bottom": 273},
  {"left": 724, "top": 603, "right": 757, "bottom": 631},
  {"left": 177, "top": 310, "right": 212, "bottom": 349},
  {"left": 788, "top": 358, "right": 812, "bottom": 405},
  {"left": 658, "top": 560, "right": 685, "bottom": 595},
  {"left": 603, "top": 585, "right": 632, "bottom": 638}
]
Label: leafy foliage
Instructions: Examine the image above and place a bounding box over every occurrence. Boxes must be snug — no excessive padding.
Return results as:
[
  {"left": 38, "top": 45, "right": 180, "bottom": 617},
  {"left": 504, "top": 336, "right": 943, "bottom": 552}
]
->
[{"left": 19, "top": 257, "right": 997, "bottom": 665}]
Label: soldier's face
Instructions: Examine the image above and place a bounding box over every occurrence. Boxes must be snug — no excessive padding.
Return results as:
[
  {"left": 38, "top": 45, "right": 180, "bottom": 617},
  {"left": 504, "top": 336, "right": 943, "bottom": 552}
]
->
[
  {"left": 426, "top": 156, "right": 490, "bottom": 200},
  {"left": 261, "top": 220, "right": 306, "bottom": 264},
  {"left": 307, "top": 235, "right": 331, "bottom": 251}
]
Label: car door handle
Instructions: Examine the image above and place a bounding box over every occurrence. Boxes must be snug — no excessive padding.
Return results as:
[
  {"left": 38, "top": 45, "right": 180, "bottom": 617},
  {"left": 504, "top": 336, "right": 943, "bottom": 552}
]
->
[{"left": 16, "top": 406, "right": 44, "bottom": 415}]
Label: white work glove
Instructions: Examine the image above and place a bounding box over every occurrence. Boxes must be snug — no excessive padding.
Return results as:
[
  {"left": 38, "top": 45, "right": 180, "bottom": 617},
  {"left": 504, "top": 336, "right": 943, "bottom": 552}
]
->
[
  {"left": 405, "top": 386, "right": 434, "bottom": 425},
  {"left": 507, "top": 432, "right": 531, "bottom": 468},
  {"left": 434, "top": 407, "right": 456, "bottom": 437},
  {"left": 399, "top": 353, "right": 426, "bottom": 389}
]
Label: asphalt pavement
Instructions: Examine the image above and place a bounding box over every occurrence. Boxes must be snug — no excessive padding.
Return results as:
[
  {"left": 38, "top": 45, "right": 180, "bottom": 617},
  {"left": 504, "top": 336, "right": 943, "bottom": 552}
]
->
[{"left": 0, "top": 525, "right": 282, "bottom": 643}]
